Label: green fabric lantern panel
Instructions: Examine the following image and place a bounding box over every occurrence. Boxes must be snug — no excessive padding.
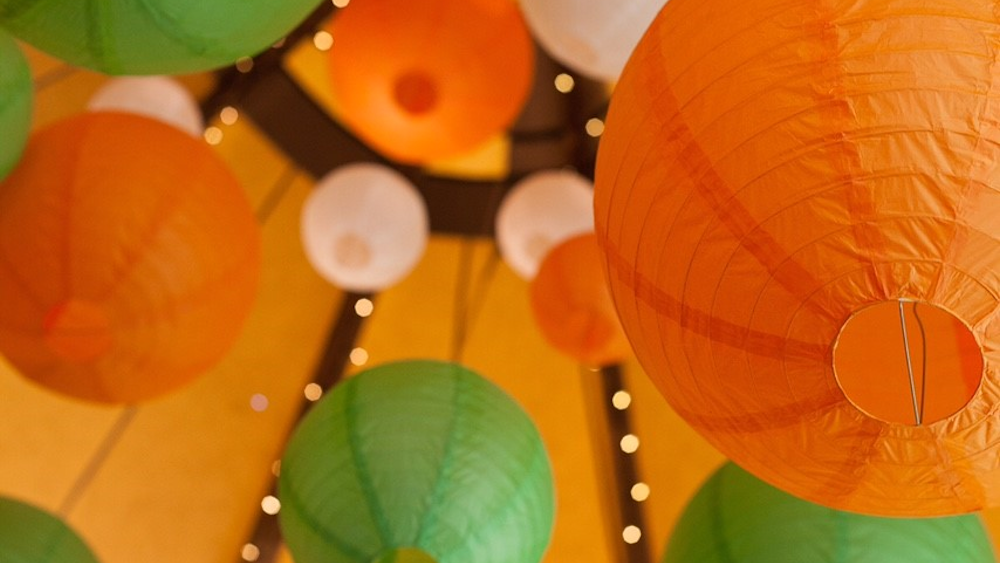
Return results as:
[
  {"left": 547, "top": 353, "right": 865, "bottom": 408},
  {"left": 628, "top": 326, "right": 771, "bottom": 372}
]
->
[
  {"left": 0, "top": 31, "right": 31, "bottom": 181},
  {"left": 0, "top": 496, "right": 100, "bottom": 562},
  {"left": 663, "top": 463, "right": 996, "bottom": 563},
  {"left": 0, "top": 0, "right": 323, "bottom": 75},
  {"left": 278, "top": 360, "right": 556, "bottom": 563}
]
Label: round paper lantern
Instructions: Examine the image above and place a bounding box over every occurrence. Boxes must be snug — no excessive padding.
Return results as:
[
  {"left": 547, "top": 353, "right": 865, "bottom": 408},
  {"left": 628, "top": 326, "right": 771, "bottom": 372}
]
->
[
  {"left": 278, "top": 360, "right": 556, "bottom": 563},
  {"left": 301, "top": 163, "right": 429, "bottom": 293},
  {"left": 326, "top": 0, "right": 534, "bottom": 164},
  {"left": 0, "top": 112, "right": 260, "bottom": 403},
  {"left": 87, "top": 76, "right": 204, "bottom": 137},
  {"left": 595, "top": 0, "right": 1000, "bottom": 515},
  {"left": 519, "top": 0, "right": 666, "bottom": 82},
  {"left": 0, "top": 496, "right": 99, "bottom": 562},
  {"left": 0, "top": 0, "right": 322, "bottom": 74},
  {"left": 0, "top": 32, "right": 31, "bottom": 181},
  {"left": 663, "top": 463, "right": 995, "bottom": 563},
  {"left": 496, "top": 170, "right": 594, "bottom": 280},
  {"left": 530, "top": 233, "right": 630, "bottom": 366}
]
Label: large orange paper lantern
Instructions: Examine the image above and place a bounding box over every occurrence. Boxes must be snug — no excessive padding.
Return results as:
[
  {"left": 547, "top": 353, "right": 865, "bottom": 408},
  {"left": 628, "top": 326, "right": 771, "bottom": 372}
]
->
[
  {"left": 326, "top": 0, "right": 534, "bottom": 164},
  {"left": 595, "top": 0, "right": 1000, "bottom": 516},
  {"left": 0, "top": 112, "right": 260, "bottom": 403},
  {"left": 530, "top": 234, "right": 630, "bottom": 367}
]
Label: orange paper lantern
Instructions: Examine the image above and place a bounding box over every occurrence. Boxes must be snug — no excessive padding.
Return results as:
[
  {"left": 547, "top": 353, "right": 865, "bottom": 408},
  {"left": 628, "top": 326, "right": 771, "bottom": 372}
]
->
[
  {"left": 596, "top": 0, "right": 1000, "bottom": 515},
  {"left": 326, "top": 0, "right": 535, "bottom": 164},
  {"left": 531, "top": 234, "right": 630, "bottom": 367},
  {"left": 0, "top": 113, "right": 260, "bottom": 403}
]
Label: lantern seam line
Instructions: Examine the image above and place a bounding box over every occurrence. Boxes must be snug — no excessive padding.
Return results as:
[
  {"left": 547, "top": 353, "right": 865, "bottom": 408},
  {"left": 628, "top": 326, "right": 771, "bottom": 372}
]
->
[
  {"left": 445, "top": 445, "right": 552, "bottom": 562},
  {"left": 708, "top": 465, "right": 736, "bottom": 563},
  {"left": 413, "top": 368, "right": 464, "bottom": 550},
  {"left": 279, "top": 467, "right": 371, "bottom": 562},
  {"left": 345, "top": 375, "right": 395, "bottom": 546}
]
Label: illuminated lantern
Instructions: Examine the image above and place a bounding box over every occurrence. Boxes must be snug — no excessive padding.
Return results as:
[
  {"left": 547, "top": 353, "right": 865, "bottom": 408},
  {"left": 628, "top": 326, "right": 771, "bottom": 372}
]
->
[
  {"left": 279, "top": 360, "right": 556, "bottom": 563},
  {"left": 326, "top": 0, "right": 534, "bottom": 164},
  {"left": 519, "top": 0, "right": 666, "bottom": 82},
  {"left": 663, "top": 463, "right": 996, "bottom": 563},
  {"left": 87, "top": 76, "right": 204, "bottom": 137},
  {"left": 0, "top": 113, "right": 260, "bottom": 403},
  {"left": 0, "top": 496, "right": 99, "bottom": 562},
  {"left": 496, "top": 170, "right": 594, "bottom": 280},
  {"left": 596, "top": 0, "right": 1000, "bottom": 515},
  {"left": 530, "top": 234, "right": 630, "bottom": 366},
  {"left": 0, "top": 0, "right": 322, "bottom": 74},
  {"left": 301, "top": 163, "right": 429, "bottom": 293},
  {"left": 0, "top": 32, "right": 31, "bottom": 181}
]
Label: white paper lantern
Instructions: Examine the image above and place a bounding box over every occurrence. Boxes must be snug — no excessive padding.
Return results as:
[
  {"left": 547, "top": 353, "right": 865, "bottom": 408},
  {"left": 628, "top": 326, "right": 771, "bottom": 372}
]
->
[
  {"left": 302, "top": 163, "right": 429, "bottom": 293},
  {"left": 87, "top": 76, "right": 203, "bottom": 137},
  {"left": 519, "top": 0, "right": 667, "bottom": 82},
  {"left": 495, "top": 169, "right": 594, "bottom": 280}
]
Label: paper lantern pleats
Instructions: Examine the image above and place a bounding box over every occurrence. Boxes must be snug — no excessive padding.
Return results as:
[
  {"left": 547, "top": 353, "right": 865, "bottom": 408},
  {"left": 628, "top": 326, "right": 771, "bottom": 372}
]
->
[
  {"left": 0, "top": 113, "right": 260, "bottom": 403},
  {"left": 326, "top": 0, "right": 534, "bottom": 164},
  {"left": 595, "top": 0, "right": 1000, "bottom": 515},
  {"left": 0, "top": 0, "right": 322, "bottom": 74},
  {"left": 87, "top": 76, "right": 204, "bottom": 137},
  {"left": 519, "top": 0, "right": 666, "bottom": 82},
  {"left": 496, "top": 170, "right": 594, "bottom": 280},
  {"left": 278, "top": 360, "right": 555, "bottom": 563},
  {"left": 0, "top": 496, "right": 99, "bottom": 562},
  {"left": 663, "top": 463, "right": 995, "bottom": 563},
  {"left": 530, "top": 234, "right": 630, "bottom": 367},
  {"left": 0, "top": 32, "right": 31, "bottom": 181},
  {"left": 301, "top": 163, "right": 429, "bottom": 293}
]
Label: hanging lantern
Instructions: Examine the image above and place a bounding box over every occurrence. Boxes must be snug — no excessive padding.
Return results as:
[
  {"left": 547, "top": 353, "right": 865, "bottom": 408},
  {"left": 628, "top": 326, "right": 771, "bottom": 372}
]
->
[
  {"left": 519, "top": 0, "right": 667, "bottom": 82},
  {"left": 278, "top": 360, "right": 556, "bottom": 563},
  {"left": 0, "top": 32, "right": 31, "bottom": 181},
  {"left": 530, "top": 233, "right": 630, "bottom": 367},
  {"left": 0, "top": 112, "right": 260, "bottom": 403},
  {"left": 595, "top": 0, "right": 1000, "bottom": 515},
  {"left": 87, "top": 76, "right": 204, "bottom": 137},
  {"left": 0, "top": 0, "right": 322, "bottom": 74},
  {"left": 326, "top": 0, "right": 535, "bottom": 164},
  {"left": 663, "top": 463, "right": 996, "bottom": 563},
  {"left": 0, "top": 496, "right": 99, "bottom": 562},
  {"left": 301, "top": 163, "right": 429, "bottom": 293},
  {"left": 496, "top": 169, "right": 594, "bottom": 280}
]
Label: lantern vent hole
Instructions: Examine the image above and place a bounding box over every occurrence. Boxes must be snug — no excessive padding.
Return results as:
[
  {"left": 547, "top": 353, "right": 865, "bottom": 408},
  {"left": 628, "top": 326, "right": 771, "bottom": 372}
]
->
[
  {"left": 833, "top": 300, "right": 983, "bottom": 426},
  {"left": 333, "top": 233, "right": 372, "bottom": 269},
  {"left": 393, "top": 71, "right": 438, "bottom": 115}
]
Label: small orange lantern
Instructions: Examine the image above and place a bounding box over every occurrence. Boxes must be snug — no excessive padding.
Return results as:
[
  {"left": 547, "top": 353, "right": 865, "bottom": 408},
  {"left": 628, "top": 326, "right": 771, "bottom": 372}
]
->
[
  {"left": 596, "top": 0, "right": 1000, "bottom": 515},
  {"left": 530, "top": 234, "right": 630, "bottom": 367},
  {"left": 326, "top": 0, "right": 535, "bottom": 164},
  {"left": 0, "top": 113, "right": 260, "bottom": 403}
]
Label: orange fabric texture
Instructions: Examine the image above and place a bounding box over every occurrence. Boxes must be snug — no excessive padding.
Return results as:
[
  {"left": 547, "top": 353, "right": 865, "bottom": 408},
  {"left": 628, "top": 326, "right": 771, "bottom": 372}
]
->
[
  {"left": 0, "top": 112, "right": 261, "bottom": 404},
  {"left": 595, "top": 0, "right": 1000, "bottom": 516},
  {"left": 530, "top": 234, "right": 631, "bottom": 367},
  {"left": 326, "top": 0, "right": 534, "bottom": 164}
]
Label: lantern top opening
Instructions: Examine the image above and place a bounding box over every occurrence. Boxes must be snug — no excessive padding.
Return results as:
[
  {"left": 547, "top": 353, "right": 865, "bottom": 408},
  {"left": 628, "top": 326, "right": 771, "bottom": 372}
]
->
[{"left": 833, "top": 300, "right": 984, "bottom": 426}]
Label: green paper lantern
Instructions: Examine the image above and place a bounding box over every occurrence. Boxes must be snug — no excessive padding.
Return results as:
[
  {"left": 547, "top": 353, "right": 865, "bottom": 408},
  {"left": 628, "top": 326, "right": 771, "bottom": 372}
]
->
[
  {"left": 0, "top": 0, "right": 323, "bottom": 74},
  {"left": 663, "top": 463, "right": 996, "bottom": 563},
  {"left": 278, "top": 360, "right": 556, "bottom": 563},
  {"left": 0, "top": 496, "right": 99, "bottom": 562},
  {"left": 0, "top": 32, "right": 31, "bottom": 181}
]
